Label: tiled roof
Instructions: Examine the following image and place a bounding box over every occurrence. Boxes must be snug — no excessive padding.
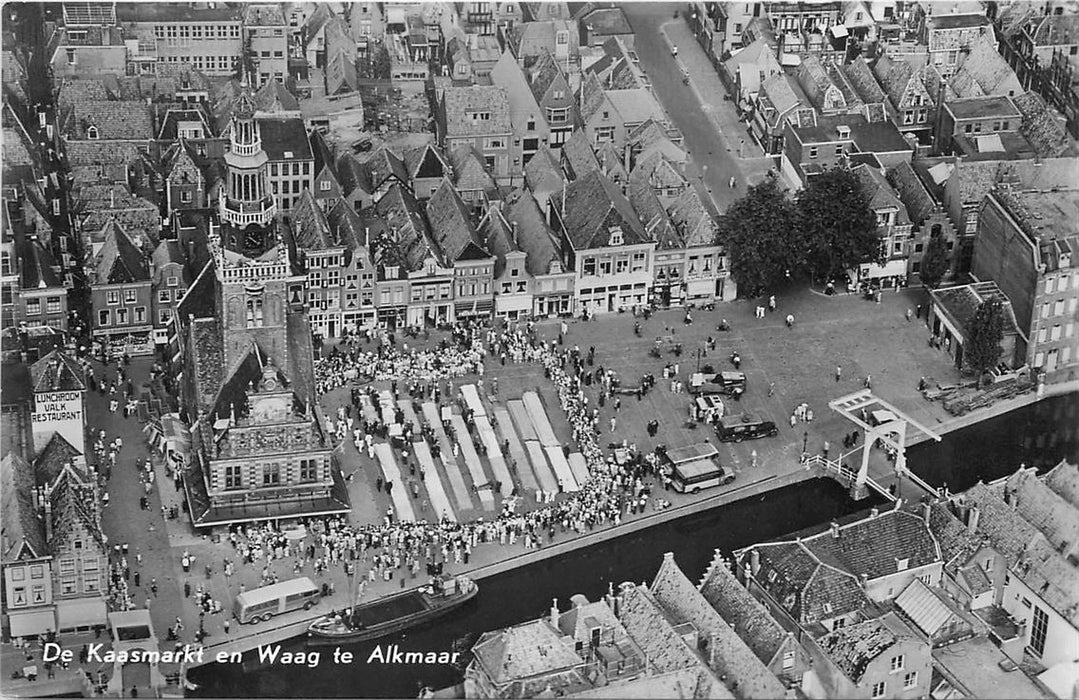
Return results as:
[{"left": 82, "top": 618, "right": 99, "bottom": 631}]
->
[
  {"left": 327, "top": 199, "right": 369, "bottom": 252},
  {"left": 510, "top": 19, "right": 577, "bottom": 59},
  {"left": 668, "top": 187, "right": 719, "bottom": 249},
  {"left": 606, "top": 89, "right": 667, "bottom": 127},
  {"left": 650, "top": 553, "right": 787, "bottom": 699},
  {"left": 370, "top": 183, "right": 432, "bottom": 271},
  {"left": 447, "top": 146, "right": 496, "bottom": 192},
  {"left": 491, "top": 51, "right": 546, "bottom": 134},
  {"left": 1, "top": 127, "right": 34, "bottom": 167},
  {"left": 33, "top": 432, "right": 84, "bottom": 488},
  {"left": 958, "top": 562, "right": 993, "bottom": 596},
  {"left": 301, "top": 3, "right": 333, "bottom": 44},
  {"left": 628, "top": 119, "right": 685, "bottom": 163},
  {"left": 524, "top": 145, "right": 565, "bottom": 195},
  {"left": 405, "top": 144, "right": 448, "bottom": 181},
  {"left": 478, "top": 205, "right": 516, "bottom": 278},
  {"left": 189, "top": 317, "right": 223, "bottom": 412},
  {"left": 526, "top": 50, "right": 565, "bottom": 103},
  {"left": 290, "top": 190, "right": 335, "bottom": 250},
  {"left": 243, "top": 3, "right": 286, "bottom": 25},
  {"left": 1031, "top": 13, "right": 1079, "bottom": 46},
  {"left": 581, "top": 6, "right": 631, "bottom": 36},
  {"left": 617, "top": 583, "right": 731, "bottom": 699},
  {"left": 558, "top": 169, "right": 648, "bottom": 250},
  {"left": 561, "top": 129, "right": 602, "bottom": 181},
  {"left": 961, "top": 480, "right": 1042, "bottom": 560},
  {"left": 255, "top": 79, "right": 300, "bottom": 114},
  {"left": 442, "top": 86, "right": 511, "bottom": 137},
  {"left": 759, "top": 72, "right": 805, "bottom": 122},
  {"left": 45, "top": 461, "right": 105, "bottom": 554},
  {"left": 360, "top": 146, "right": 409, "bottom": 191},
  {"left": 595, "top": 141, "right": 627, "bottom": 181},
  {"left": 917, "top": 500, "right": 982, "bottom": 568},
  {"left": 504, "top": 188, "right": 563, "bottom": 276},
  {"left": 1044, "top": 461, "right": 1079, "bottom": 510},
  {"left": 1002, "top": 467, "right": 1079, "bottom": 558},
  {"left": 94, "top": 221, "right": 150, "bottom": 284},
  {"left": 887, "top": 161, "right": 938, "bottom": 227},
  {"left": 803, "top": 509, "right": 940, "bottom": 580},
  {"left": 1013, "top": 91, "right": 1073, "bottom": 158},
  {"left": 66, "top": 99, "right": 153, "bottom": 140},
  {"left": 699, "top": 552, "right": 788, "bottom": 667},
  {"left": 842, "top": 57, "right": 889, "bottom": 106},
  {"left": 17, "top": 236, "right": 63, "bottom": 291},
  {"left": 816, "top": 614, "right": 899, "bottom": 683},
  {"left": 57, "top": 77, "right": 111, "bottom": 110},
  {"left": 426, "top": 179, "right": 489, "bottom": 264},
  {"left": 335, "top": 152, "right": 372, "bottom": 197},
  {"left": 30, "top": 349, "right": 86, "bottom": 394},
  {"left": 853, "top": 163, "right": 910, "bottom": 224},
  {"left": 628, "top": 180, "right": 677, "bottom": 249},
  {"left": 0, "top": 453, "right": 46, "bottom": 564},
  {"left": 471, "top": 619, "right": 584, "bottom": 685},
  {"left": 950, "top": 36, "right": 1022, "bottom": 99}
]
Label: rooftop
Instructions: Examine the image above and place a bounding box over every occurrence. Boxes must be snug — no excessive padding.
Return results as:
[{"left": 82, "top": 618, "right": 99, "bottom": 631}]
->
[
  {"left": 927, "top": 14, "right": 991, "bottom": 31},
  {"left": 947, "top": 96, "right": 1021, "bottom": 120},
  {"left": 816, "top": 613, "right": 901, "bottom": 683},
  {"left": 933, "top": 635, "right": 1049, "bottom": 699},
  {"left": 441, "top": 86, "right": 511, "bottom": 137},
  {"left": 929, "top": 281, "right": 1022, "bottom": 339},
  {"left": 115, "top": 3, "right": 241, "bottom": 23},
  {"left": 996, "top": 187, "right": 1079, "bottom": 244}
]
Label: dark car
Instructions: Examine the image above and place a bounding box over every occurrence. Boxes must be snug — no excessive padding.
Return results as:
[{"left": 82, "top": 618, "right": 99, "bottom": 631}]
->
[
  {"left": 691, "top": 370, "right": 746, "bottom": 397},
  {"left": 715, "top": 413, "right": 779, "bottom": 442}
]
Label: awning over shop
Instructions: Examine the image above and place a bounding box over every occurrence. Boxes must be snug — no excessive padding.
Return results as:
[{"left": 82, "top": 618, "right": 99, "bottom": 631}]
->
[
  {"left": 686, "top": 279, "right": 715, "bottom": 297},
  {"left": 8, "top": 608, "right": 57, "bottom": 638},
  {"left": 56, "top": 597, "right": 107, "bottom": 630},
  {"left": 858, "top": 258, "right": 908, "bottom": 279}
]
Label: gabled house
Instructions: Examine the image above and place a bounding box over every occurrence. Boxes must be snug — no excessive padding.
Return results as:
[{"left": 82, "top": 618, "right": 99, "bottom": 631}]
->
[
  {"left": 722, "top": 38, "right": 784, "bottom": 105},
  {"left": 150, "top": 239, "right": 188, "bottom": 347},
  {"left": 89, "top": 221, "right": 153, "bottom": 354},
  {"left": 491, "top": 50, "right": 550, "bottom": 171},
  {"left": 754, "top": 72, "right": 815, "bottom": 155},
  {"left": 871, "top": 55, "right": 938, "bottom": 142},
  {"left": 887, "top": 160, "right": 959, "bottom": 284},
  {"left": 578, "top": 6, "right": 634, "bottom": 48},
  {"left": 504, "top": 187, "right": 573, "bottom": 318},
  {"left": 549, "top": 169, "right": 655, "bottom": 315},
  {"left": 949, "top": 35, "right": 1024, "bottom": 99},
  {"left": 523, "top": 145, "right": 565, "bottom": 214},
  {"left": 923, "top": 12, "right": 993, "bottom": 78},
  {"left": 436, "top": 85, "right": 514, "bottom": 185},
  {"left": 478, "top": 201, "right": 531, "bottom": 319},
  {"left": 796, "top": 56, "right": 864, "bottom": 115},
  {"left": 404, "top": 143, "right": 450, "bottom": 200},
  {"left": 525, "top": 50, "right": 576, "bottom": 149},
  {"left": 426, "top": 180, "right": 495, "bottom": 321},
  {"left": 578, "top": 72, "right": 671, "bottom": 152},
  {"left": 161, "top": 141, "right": 207, "bottom": 215},
  {"left": 507, "top": 19, "right": 579, "bottom": 70},
  {"left": 698, "top": 550, "right": 812, "bottom": 690},
  {"left": 447, "top": 146, "right": 498, "bottom": 210},
  {"left": 851, "top": 162, "right": 914, "bottom": 286}
]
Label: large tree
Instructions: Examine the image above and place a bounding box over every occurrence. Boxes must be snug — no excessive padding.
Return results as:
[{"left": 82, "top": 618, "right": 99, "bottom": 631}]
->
[
  {"left": 919, "top": 233, "right": 950, "bottom": 288},
  {"left": 965, "top": 297, "right": 1005, "bottom": 379},
  {"left": 716, "top": 179, "right": 800, "bottom": 296},
  {"left": 796, "top": 168, "right": 881, "bottom": 283}
]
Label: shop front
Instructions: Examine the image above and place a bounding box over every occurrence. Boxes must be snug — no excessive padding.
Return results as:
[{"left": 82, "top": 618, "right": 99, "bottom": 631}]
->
[
  {"left": 853, "top": 258, "right": 909, "bottom": 288},
  {"left": 56, "top": 596, "right": 108, "bottom": 632},
  {"left": 8, "top": 606, "right": 57, "bottom": 638}
]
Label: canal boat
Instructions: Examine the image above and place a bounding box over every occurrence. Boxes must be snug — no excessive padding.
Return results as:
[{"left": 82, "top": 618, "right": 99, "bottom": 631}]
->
[{"left": 306, "top": 576, "right": 477, "bottom": 646}]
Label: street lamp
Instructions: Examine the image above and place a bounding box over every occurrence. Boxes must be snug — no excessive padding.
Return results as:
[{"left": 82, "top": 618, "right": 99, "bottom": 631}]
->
[
  {"left": 802, "top": 431, "right": 808, "bottom": 454},
  {"left": 696, "top": 347, "right": 703, "bottom": 372}
]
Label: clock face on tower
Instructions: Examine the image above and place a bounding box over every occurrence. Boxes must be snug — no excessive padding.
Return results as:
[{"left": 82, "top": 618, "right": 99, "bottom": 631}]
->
[{"left": 244, "top": 225, "right": 265, "bottom": 253}]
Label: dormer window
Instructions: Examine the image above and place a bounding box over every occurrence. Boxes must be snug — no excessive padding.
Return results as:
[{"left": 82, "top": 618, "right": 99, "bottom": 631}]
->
[
  {"left": 896, "top": 557, "right": 909, "bottom": 571},
  {"left": 608, "top": 227, "right": 623, "bottom": 246},
  {"left": 87, "top": 125, "right": 99, "bottom": 140}
]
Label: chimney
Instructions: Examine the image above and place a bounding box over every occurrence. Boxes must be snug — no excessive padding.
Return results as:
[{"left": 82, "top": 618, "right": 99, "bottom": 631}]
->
[
  {"left": 870, "top": 507, "right": 879, "bottom": 519},
  {"left": 750, "top": 549, "right": 761, "bottom": 577},
  {"left": 967, "top": 506, "right": 980, "bottom": 533},
  {"left": 511, "top": 221, "right": 518, "bottom": 246},
  {"left": 923, "top": 499, "right": 932, "bottom": 524},
  {"left": 860, "top": 572, "right": 869, "bottom": 589},
  {"left": 550, "top": 598, "right": 559, "bottom": 627},
  {"left": 43, "top": 496, "right": 53, "bottom": 542},
  {"left": 830, "top": 521, "right": 840, "bottom": 538}
]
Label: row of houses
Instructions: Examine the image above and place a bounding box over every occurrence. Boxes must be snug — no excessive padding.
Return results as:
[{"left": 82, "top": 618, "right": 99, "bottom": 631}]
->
[{"left": 467, "top": 460, "right": 1079, "bottom": 699}]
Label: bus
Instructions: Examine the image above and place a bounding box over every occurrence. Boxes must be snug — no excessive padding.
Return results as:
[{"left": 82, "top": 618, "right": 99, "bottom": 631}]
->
[
  {"left": 234, "top": 577, "right": 321, "bottom": 624},
  {"left": 663, "top": 443, "right": 735, "bottom": 494}
]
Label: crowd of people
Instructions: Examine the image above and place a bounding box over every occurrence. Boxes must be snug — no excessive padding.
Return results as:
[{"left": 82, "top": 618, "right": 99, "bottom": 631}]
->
[{"left": 222, "top": 320, "right": 665, "bottom": 602}]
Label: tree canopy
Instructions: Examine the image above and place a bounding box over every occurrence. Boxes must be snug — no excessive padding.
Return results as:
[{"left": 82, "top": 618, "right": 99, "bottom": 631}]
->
[
  {"left": 965, "top": 297, "right": 1005, "bottom": 377},
  {"left": 715, "top": 179, "right": 800, "bottom": 296},
  {"left": 796, "top": 168, "right": 881, "bottom": 284},
  {"left": 919, "top": 233, "right": 950, "bottom": 288}
]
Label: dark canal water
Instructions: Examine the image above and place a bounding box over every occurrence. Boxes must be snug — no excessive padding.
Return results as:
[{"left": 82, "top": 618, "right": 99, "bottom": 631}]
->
[{"left": 190, "top": 392, "right": 1078, "bottom": 699}]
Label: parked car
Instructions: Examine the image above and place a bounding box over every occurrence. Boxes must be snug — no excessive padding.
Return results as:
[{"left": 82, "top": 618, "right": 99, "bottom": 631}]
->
[
  {"left": 690, "top": 370, "right": 746, "bottom": 397},
  {"left": 715, "top": 413, "right": 779, "bottom": 442}
]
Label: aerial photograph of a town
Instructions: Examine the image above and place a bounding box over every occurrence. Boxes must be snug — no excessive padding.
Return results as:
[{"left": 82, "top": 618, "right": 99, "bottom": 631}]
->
[{"left": 1, "top": 0, "right": 1078, "bottom": 698}]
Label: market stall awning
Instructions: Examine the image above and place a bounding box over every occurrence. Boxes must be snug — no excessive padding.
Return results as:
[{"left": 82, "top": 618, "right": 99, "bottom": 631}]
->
[
  {"left": 56, "top": 597, "right": 107, "bottom": 630},
  {"left": 8, "top": 608, "right": 57, "bottom": 638}
]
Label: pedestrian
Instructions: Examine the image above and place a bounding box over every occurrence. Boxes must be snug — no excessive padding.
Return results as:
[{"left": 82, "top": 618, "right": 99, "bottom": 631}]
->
[
  {"left": 150, "top": 578, "right": 157, "bottom": 597},
  {"left": 134, "top": 571, "right": 140, "bottom": 587},
  {"left": 864, "top": 375, "right": 872, "bottom": 389},
  {"left": 823, "top": 440, "right": 830, "bottom": 458},
  {"left": 835, "top": 365, "right": 842, "bottom": 382},
  {"left": 905, "top": 308, "right": 913, "bottom": 322},
  {"left": 768, "top": 382, "right": 775, "bottom": 397},
  {"left": 609, "top": 416, "right": 617, "bottom": 433},
  {"left": 790, "top": 414, "right": 797, "bottom": 428},
  {"left": 223, "top": 619, "right": 230, "bottom": 635},
  {"left": 768, "top": 295, "right": 776, "bottom": 312},
  {"left": 916, "top": 303, "right": 923, "bottom": 319},
  {"left": 750, "top": 449, "right": 758, "bottom": 468},
  {"left": 785, "top": 314, "right": 794, "bottom": 328},
  {"left": 729, "top": 176, "right": 736, "bottom": 189}
]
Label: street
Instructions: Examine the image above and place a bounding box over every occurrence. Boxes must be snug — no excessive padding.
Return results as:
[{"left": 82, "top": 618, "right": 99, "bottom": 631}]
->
[{"left": 624, "top": 5, "right": 775, "bottom": 212}]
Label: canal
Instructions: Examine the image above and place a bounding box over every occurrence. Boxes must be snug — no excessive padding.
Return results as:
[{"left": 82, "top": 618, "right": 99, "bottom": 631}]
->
[{"left": 190, "top": 392, "right": 1079, "bottom": 698}]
